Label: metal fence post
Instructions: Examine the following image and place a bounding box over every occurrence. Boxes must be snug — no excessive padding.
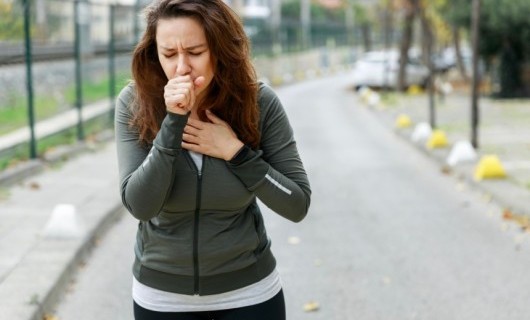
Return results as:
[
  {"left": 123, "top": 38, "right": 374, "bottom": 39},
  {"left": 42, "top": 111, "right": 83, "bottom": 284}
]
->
[
  {"left": 300, "top": 0, "right": 311, "bottom": 50},
  {"left": 23, "top": 0, "right": 37, "bottom": 158},
  {"left": 74, "top": 0, "right": 85, "bottom": 141},
  {"left": 134, "top": 0, "right": 141, "bottom": 43},
  {"left": 471, "top": 0, "right": 481, "bottom": 149},
  {"left": 109, "top": 4, "right": 116, "bottom": 122}
]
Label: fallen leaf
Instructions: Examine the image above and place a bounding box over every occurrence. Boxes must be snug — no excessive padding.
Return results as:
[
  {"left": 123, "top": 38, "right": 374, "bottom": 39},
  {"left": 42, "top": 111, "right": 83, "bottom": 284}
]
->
[
  {"left": 441, "top": 166, "right": 452, "bottom": 175},
  {"left": 28, "top": 182, "right": 40, "bottom": 190},
  {"left": 503, "top": 209, "right": 514, "bottom": 220},
  {"left": 43, "top": 314, "right": 59, "bottom": 320},
  {"left": 502, "top": 209, "right": 530, "bottom": 229},
  {"left": 303, "top": 301, "right": 320, "bottom": 312}
]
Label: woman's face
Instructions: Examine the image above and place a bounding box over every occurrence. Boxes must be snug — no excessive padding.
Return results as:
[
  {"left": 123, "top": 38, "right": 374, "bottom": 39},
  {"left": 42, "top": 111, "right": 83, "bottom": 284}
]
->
[{"left": 156, "top": 17, "right": 214, "bottom": 98}]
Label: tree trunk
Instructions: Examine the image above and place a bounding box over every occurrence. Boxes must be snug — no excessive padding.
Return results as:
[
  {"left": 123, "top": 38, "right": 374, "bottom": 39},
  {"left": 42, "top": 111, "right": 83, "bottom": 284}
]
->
[
  {"left": 452, "top": 25, "right": 469, "bottom": 81},
  {"left": 470, "top": 0, "right": 480, "bottom": 148},
  {"left": 397, "top": 0, "right": 418, "bottom": 92},
  {"left": 382, "top": 0, "right": 395, "bottom": 90},
  {"left": 420, "top": 3, "right": 436, "bottom": 129},
  {"left": 361, "top": 24, "right": 371, "bottom": 52},
  {"left": 499, "top": 40, "right": 521, "bottom": 97}
]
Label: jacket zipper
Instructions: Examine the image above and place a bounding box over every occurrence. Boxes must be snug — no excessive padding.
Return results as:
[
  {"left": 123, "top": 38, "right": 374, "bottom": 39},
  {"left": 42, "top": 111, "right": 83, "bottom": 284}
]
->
[
  {"left": 184, "top": 151, "right": 204, "bottom": 295},
  {"left": 193, "top": 171, "right": 202, "bottom": 295}
]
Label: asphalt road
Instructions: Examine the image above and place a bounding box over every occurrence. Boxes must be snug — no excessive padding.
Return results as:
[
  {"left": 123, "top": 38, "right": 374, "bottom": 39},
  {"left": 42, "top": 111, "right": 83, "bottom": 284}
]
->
[{"left": 54, "top": 73, "right": 530, "bottom": 320}]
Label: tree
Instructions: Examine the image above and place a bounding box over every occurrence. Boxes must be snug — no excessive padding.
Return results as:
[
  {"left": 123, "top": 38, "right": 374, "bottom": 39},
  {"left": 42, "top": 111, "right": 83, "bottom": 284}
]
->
[
  {"left": 0, "top": 0, "right": 25, "bottom": 40},
  {"left": 439, "top": 0, "right": 471, "bottom": 79},
  {"left": 440, "top": 0, "right": 530, "bottom": 97},
  {"left": 353, "top": 3, "right": 373, "bottom": 52},
  {"left": 479, "top": 0, "right": 530, "bottom": 97},
  {"left": 397, "top": 0, "right": 419, "bottom": 91}
]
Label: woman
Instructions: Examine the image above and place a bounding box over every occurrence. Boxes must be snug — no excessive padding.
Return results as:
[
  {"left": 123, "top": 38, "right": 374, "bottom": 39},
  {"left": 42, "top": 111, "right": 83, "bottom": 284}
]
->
[{"left": 115, "top": 0, "right": 311, "bottom": 319}]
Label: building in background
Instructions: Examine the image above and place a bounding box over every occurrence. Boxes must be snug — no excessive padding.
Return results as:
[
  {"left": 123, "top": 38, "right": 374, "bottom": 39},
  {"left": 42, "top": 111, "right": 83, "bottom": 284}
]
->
[{"left": 224, "top": 0, "right": 271, "bottom": 19}]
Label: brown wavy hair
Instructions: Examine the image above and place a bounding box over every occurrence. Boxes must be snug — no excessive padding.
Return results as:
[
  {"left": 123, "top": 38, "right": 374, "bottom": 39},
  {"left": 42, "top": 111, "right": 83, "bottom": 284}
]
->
[{"left": 131, "top": 0, "right": 259, "bottom": 148}]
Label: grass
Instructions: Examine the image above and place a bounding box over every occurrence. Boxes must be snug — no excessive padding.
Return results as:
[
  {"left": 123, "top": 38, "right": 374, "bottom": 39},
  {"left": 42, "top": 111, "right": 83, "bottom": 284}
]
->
[
  {"left": 0, "top": 96, "right": 60, "bottom": 135},
  {"left": 437, "top": 122, "right": 468, "bottom": 134},
  {"left": 0, "top": 72, "right": 129, "bottom": 135},
  {"left": 380, "top": 92, "right": 400, "bottom": 106},
  {"left": 65, "top": 73, "right": 130, "bottom": 105},
  {"left": 0, "top": 114, "right": 113, "bottom": 172}
]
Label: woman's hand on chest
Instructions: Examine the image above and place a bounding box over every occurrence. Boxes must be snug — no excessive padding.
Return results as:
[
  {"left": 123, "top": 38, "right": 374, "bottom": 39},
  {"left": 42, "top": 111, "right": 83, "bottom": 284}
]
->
[{"left": 182, "top": 110, "right": 244, "bottom": 161}]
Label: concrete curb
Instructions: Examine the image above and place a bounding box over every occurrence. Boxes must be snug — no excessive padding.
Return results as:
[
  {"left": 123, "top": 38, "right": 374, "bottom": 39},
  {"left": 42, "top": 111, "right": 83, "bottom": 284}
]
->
[
  {"left": 0, "top": 159, "right": 45, "bottom": 187},
  {"left": 354, "top": 85, "right": 530, "bottom": 220},
  {"left": 0, "top": 191, "right": 125, "bottom": 320},
  {"left": 390, "top": 122, "right": 530, "bottom": 219},
  {"left": 33, "top": 203, "right": 125, "bottom": 320},
  {"left": 0, "top": 130, "right": 115, "bottom": 188}
]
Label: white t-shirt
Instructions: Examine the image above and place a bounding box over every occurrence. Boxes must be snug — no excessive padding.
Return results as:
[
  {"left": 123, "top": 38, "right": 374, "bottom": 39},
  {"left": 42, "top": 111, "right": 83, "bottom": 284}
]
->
[{"left": 133, "top": 269, "right": 282, "bottom": 312}]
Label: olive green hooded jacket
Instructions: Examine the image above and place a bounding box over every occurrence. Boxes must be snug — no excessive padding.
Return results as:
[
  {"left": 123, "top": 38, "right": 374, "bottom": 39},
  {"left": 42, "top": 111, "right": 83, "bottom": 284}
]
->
[{"left": 115, "top": 82, "right": 311, "bottom": 296}]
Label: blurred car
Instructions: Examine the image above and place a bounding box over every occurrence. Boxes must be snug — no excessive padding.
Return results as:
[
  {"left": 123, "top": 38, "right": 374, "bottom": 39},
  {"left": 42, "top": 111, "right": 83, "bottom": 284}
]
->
[{"left": 352, "top": 50, "right": 429, "bottom": 90}]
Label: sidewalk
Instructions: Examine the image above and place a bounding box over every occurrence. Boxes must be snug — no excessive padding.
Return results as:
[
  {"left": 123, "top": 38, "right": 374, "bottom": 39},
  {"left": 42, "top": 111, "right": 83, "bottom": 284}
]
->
[
  {"left": 0, "top": 141, "right": 123, "bottom": 320},
  {"left": 360, "top": 89, "right": 530, "bottom": 221}
]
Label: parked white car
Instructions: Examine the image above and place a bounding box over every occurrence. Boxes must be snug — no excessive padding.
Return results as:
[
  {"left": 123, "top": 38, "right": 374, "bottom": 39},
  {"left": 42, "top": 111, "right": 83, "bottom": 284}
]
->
[{"left": 352, "top": 50, "right": 429, "bottom": 90}]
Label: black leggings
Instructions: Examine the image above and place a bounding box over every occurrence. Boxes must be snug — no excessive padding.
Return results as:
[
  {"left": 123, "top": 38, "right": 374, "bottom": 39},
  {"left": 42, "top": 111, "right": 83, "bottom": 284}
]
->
[{"left": 133, "top": 290, "right": 286, "bottom": 320}]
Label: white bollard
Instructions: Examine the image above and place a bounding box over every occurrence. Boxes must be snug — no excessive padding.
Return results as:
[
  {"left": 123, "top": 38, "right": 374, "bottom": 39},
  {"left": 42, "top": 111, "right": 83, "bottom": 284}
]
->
[
  {"left": 411, "top": 122, "right": 432, "bottom": 144},
  {"left": 447, "top": 140, "right": 477, "bottom": 166},
  {"left": 358, "top": 86, "right": 371, "bottom": 100},
  {"left": 367, "top": 92, "right": 381, "bottom": 107},
  {"left": 42, "top": 204, "right": 83, "bottom": 239}
]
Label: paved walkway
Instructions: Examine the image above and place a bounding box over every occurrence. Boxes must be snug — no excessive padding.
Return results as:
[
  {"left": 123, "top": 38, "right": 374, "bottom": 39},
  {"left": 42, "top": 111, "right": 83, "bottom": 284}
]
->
[
  {"left": 0, "top": 85, "right": 120, "bottom": 320},
  {"left": 0, "top": 141, "right": 122, "bottom": 320},
  {"left": 0, "top": 76, "right": 529, "bottom": 320}
]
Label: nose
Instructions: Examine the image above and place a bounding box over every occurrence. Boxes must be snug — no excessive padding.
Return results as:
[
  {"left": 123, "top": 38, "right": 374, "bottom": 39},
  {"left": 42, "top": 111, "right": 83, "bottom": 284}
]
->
[{"left": 175, "top": 54, "right": 191, "bottom": 76}]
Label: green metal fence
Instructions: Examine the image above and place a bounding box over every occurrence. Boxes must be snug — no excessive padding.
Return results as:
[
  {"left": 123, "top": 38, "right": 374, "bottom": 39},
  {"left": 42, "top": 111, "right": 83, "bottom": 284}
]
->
[
  {"left": 0, "top": 0, "right": 139, "bottom": 168},
  {"left": 0, "top": 0, "right": 357, "bottom": 170}
]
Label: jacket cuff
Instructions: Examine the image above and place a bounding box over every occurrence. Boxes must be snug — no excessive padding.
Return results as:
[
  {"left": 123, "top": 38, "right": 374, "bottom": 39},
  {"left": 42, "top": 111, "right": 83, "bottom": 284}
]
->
[
  {"left": 229, "top": 144, "right": 250, "bottom": 165},
  {"left": 227, "top": 148, "right": 269, "bottom": 190},
  {"left": 153, "top": 112, "right": 189, "bottom": 155}
]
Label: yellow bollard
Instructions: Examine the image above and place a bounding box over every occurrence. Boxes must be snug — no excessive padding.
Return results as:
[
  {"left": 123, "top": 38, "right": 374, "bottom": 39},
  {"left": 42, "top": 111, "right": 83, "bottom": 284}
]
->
[
  {"left": 407, "top": 85, "right": 423, "bottom": 95},
  {"left": 426, "top": 130, "right": 449, "bottom": 149},
  {"left": 474, "top": 155, "right": 507, "bottom": 181},
  {"left": 395, "top": 114, "right": 412, "bottom": 129}
]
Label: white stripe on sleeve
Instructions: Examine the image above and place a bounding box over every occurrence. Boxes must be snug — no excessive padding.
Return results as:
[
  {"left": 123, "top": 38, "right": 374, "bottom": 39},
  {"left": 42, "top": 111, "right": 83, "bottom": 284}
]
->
[{"left": 265, "top": 174, "right": 292, "bottom": 195}]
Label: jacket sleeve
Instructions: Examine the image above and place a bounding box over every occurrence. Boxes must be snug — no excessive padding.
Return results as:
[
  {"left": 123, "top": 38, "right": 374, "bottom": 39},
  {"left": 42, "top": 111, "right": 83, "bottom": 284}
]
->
[
  {"left": 226, "top": 84, "right": 311, "bottom": 222},
  {"left": 114, "top": 84, "right": 188, "bottom": 221}
]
